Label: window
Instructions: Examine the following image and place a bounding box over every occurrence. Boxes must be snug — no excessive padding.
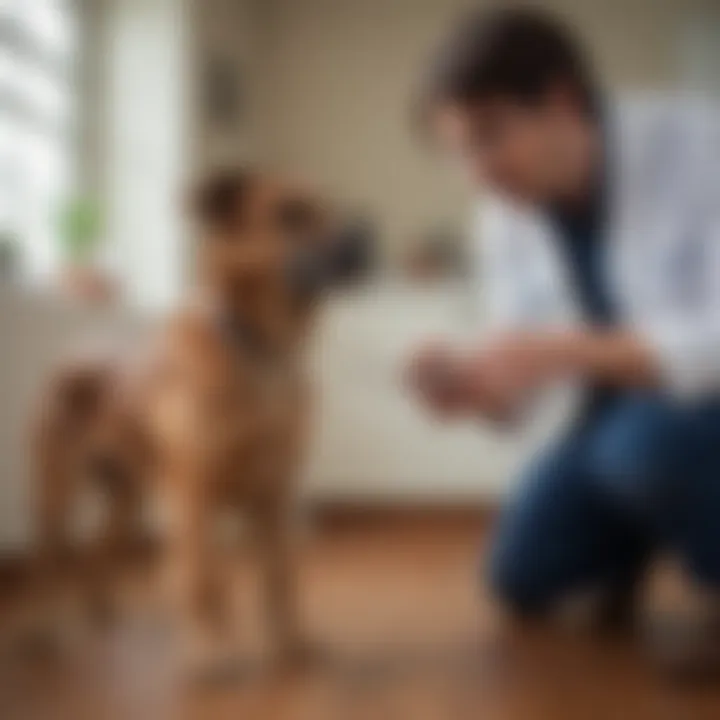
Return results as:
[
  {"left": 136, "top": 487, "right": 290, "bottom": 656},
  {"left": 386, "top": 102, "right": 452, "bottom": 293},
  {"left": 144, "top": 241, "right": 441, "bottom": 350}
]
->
[{"left": 0, "top": 0, "right": 76, "bottom": 282}]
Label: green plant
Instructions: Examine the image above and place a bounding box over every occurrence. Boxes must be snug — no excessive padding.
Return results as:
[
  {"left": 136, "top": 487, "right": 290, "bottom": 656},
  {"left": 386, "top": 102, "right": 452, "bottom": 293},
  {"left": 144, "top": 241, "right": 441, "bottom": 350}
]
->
[{"left": 57, "top": 197, "right": 102, "bottom": 264}]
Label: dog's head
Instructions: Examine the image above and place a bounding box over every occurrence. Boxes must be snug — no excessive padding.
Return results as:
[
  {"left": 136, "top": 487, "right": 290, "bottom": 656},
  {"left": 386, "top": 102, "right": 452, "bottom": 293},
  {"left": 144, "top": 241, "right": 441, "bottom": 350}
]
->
[{"left": 190, "top": 168, "right": 370, "bottom": 350}]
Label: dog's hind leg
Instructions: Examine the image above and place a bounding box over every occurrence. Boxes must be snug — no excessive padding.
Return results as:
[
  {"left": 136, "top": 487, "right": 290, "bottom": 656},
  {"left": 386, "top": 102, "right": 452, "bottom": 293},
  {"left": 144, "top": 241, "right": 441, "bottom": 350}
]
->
[
  {"left": 19, "top": 418, "right": 79, "bottom": 654},
  {"left": 21, "top": 367, "right": 105, "bottom": 653},
  {"left": 84, "top": 461, "right": 142, "bottom": 627}
]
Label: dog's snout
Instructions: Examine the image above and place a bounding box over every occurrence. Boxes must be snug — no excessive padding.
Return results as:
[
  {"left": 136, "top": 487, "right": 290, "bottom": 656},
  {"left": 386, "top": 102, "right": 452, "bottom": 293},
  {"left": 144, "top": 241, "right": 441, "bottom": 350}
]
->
[
  {"left": 286, "top": 218, "right": 373, "bottom": 297},
  {"left": 326, "top": 219, "right": 373, "bottom": 285}
]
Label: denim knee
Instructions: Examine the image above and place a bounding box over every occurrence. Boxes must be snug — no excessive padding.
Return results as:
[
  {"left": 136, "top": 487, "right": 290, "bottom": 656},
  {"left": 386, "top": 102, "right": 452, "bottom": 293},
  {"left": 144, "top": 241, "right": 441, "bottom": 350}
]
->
[
  {"left": 584, "top": 400, "right": 687, "bottom": 514},
  {"left": 485, "top": 537, "right": 550, "bottom": 617}
]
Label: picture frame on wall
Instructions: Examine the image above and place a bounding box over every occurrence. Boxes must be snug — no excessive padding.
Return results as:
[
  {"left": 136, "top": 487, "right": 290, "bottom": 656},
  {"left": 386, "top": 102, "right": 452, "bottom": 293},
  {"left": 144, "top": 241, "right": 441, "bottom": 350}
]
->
[{"left": 202, "top": 54, "right": 245, "bottom": 129}]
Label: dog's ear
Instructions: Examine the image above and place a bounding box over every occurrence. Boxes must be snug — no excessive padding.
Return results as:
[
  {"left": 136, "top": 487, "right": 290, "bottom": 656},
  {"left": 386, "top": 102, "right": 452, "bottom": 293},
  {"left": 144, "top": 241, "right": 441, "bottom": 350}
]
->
[{"left": 188, "top": 168, "right": 255, "bottom": 232}]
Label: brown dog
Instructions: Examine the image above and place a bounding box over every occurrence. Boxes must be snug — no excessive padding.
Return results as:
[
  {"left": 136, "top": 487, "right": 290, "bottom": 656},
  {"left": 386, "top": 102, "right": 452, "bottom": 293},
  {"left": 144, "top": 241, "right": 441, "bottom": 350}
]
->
[{"left": 29, "top": 169, "right": 367, "bottom": 674}]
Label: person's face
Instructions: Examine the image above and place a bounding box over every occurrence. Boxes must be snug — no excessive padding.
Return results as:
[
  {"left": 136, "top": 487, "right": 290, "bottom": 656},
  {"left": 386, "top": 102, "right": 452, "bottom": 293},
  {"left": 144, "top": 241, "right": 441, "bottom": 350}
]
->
[{"left": 433, "top": 95, "right": 577, "bottom": 203}]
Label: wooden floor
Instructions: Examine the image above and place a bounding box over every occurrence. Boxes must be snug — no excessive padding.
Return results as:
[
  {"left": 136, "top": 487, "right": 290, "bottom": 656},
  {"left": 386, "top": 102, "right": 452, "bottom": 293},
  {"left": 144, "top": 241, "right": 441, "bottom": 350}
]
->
[{"left": 2, "top": 514, "right": 720, "bottom": 720}]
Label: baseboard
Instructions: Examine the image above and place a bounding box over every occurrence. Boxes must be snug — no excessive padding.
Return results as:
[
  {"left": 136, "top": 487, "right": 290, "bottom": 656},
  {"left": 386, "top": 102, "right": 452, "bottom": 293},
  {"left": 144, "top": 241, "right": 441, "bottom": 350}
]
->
[
  {"left": 0, "top": 503, "right": 500, "bottom": 591},
  {"left": 0, "top": 552, "right": 30, "bottom": 594},
  {"left": 310, "top": 499, "right": 499, "bottom": 532}
]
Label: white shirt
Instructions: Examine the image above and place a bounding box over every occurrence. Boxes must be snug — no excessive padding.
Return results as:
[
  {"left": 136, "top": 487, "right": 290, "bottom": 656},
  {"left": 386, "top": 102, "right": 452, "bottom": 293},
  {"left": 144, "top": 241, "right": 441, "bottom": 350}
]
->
[{"left": 474, "top": 93, "right": 720, "bottom": 403}]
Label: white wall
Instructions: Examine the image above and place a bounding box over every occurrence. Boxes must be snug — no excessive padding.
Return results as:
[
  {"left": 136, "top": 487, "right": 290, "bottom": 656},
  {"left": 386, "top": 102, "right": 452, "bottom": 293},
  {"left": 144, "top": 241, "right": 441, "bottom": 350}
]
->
[
  {"left": 95, "top": 0, "right": 263, "bottom": 304},
  {"left": 104, "top": 0, "right": 191, "bottom": 309},
  {"left": 252, "top": 0, "right": 713, "bottom": 262},
  {"left": 680, "top": 8, "right": 720, "bottom": 94},
  {"left": 189, "top": 0, "right": 262, "bottom": 169},
  {"left": 254, "top": 0, "right": 472, "bottom": 267},
  {"left": 76, "top": 0, "right": 108, "bottom": 198}
]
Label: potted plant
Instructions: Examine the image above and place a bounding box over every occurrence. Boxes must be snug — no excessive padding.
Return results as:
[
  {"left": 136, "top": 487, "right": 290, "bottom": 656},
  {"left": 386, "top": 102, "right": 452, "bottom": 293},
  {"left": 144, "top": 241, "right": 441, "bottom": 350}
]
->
[{"left": 56, "top": 197, "right": 116, "bottom": 303}]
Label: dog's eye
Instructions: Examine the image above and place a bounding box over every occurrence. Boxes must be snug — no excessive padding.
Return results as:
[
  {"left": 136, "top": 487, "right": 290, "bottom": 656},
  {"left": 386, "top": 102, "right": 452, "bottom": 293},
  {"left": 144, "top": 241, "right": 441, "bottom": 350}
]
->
[{"left": 275, "top": 199, "right": 316, "bottom": 235}]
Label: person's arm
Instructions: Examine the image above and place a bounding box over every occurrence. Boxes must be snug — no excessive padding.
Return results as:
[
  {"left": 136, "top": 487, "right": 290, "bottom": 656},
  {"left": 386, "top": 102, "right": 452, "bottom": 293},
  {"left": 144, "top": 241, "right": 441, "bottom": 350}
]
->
[
  {"left": 629, "top": 103, "right": 720, "bottom": 401},
  {"left": 455, "top": 327, "right": 660, "bottom": 421},
  {"left": 539, "top": 328, "right": 662, "bottom": 389}
]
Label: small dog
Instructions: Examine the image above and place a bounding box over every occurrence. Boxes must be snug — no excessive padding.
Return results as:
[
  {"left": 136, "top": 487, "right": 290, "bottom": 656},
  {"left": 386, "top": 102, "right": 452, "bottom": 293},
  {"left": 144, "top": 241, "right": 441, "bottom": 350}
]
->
[{"left": 29, "top": 169, "right": 368, "bottom": 674}]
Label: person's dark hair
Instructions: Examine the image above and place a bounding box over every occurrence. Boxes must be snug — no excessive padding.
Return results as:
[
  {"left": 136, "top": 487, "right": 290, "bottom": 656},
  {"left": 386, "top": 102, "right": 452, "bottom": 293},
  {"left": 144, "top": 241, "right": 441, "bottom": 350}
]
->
[
  {"left": 189, "top": 167, "right": 255, "bottom": 230},
  {"left": 417, "top": 6, "right": 599, "bottom": 127}
]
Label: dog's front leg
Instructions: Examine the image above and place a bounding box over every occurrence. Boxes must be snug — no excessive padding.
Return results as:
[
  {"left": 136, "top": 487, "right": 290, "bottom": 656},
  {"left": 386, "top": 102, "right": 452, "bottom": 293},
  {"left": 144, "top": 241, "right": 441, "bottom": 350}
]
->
[
  {"left": 255, "top": 503, "right": 306, "bottom": 667},
  {"left": 22, "top": 428, "right": 77, "bottom": 652},
  {"left": 164, "top": 473, "right": 235, "bottom": 678}
]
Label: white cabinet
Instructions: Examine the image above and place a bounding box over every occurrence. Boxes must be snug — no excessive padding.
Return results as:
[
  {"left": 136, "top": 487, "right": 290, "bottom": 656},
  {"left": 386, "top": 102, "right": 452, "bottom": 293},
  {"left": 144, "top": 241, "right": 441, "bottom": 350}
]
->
[{"left": 303, "top": 286, "right": 572, "bottom": 503}]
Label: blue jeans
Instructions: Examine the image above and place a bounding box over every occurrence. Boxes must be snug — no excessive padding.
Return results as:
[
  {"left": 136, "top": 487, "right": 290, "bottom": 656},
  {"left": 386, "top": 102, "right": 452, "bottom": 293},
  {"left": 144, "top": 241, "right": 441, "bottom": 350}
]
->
[{"left": 487, "top": 393, "right": 720, "bottom": 615}]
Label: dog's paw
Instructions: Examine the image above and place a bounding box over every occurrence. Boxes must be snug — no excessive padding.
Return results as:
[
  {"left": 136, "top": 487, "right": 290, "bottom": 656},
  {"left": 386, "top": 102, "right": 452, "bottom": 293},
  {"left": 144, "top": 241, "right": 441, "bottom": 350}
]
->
[
  {"left": 86, "top": 592, "right": 121, "bottom": 631},
  {"left": 272, "top": 635, "right": 328, "bottom": 674},
  {"left": 9, "top": 610, "right": 80, "bottom": 663},
  {"left": 180, "top": 634, "right": 246, "bottom": 686},
  {"left": 10, "top": 626, "right": 62, "bottom": 663}
]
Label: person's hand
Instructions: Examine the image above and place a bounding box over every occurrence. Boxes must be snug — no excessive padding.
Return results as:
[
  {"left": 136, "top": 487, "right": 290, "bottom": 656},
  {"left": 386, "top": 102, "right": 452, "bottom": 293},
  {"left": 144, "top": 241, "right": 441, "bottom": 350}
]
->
[
  {"left": 405, "top": 340, "right": 522, "bottom": 422},
  {"left": 404, "top": 342, "right": 467, "bottom": 418},
  {"left": 406, "top": 332, "right": 575, "bottom": 422},
  {"left": 464, "top": 331, "right": 572, "bottom": 408}
]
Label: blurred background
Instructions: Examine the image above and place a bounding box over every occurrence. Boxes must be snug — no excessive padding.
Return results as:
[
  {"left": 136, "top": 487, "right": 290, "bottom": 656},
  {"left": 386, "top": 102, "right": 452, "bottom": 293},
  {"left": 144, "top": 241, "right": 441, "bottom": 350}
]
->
[
  {"left": 1, "top": 2, "right": 720, "bottom": 717},
  {"left": 0, "top": 0, "right": 719, "bottom": 548}
]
